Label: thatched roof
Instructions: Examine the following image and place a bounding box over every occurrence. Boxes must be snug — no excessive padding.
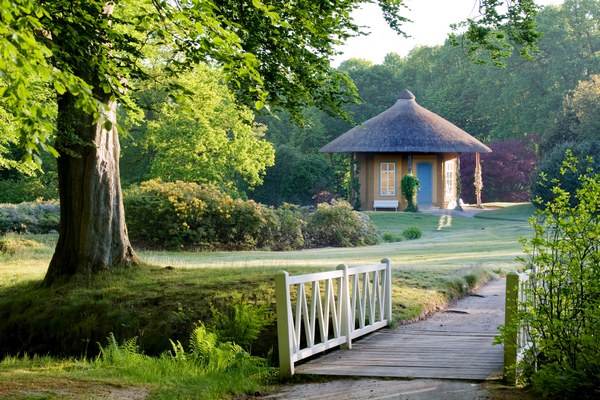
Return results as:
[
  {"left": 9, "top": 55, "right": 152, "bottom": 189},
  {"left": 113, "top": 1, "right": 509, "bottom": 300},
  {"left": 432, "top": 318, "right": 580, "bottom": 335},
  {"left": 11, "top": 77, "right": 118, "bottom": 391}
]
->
[{"left": 321, "top": 90, "right": 491, "bottom": 154}]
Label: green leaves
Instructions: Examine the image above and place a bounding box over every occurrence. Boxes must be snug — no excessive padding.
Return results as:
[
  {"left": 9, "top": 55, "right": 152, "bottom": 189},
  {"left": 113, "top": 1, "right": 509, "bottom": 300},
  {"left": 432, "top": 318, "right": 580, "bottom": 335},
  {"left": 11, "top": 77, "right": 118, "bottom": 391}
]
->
[
  {"left": 450, "top": 0, "right": 541, "bottom": 65},
  {"left": 135, "top": 64, "right": 275, "bottom": 193},
  {"left": 513, "top": 156, "right": 600, "bottom": 395}
]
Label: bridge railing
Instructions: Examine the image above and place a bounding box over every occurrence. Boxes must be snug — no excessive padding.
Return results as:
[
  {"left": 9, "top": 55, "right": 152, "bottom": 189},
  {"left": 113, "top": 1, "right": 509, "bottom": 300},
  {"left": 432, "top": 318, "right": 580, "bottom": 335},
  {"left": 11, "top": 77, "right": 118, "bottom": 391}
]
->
[
  {"left": 275, "top": 259, "right": 393, "bottom": 377},
  {"left": 504, "top": 270, "right": 532, "bottom": 383}
]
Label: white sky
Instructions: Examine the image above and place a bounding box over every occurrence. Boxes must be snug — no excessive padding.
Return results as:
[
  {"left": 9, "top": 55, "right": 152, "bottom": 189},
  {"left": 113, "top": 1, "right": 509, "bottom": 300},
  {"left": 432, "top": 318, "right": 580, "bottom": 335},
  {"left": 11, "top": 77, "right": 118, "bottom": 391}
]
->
[{"left": 333, "top": 0, "right": 565, "bottom": 65}]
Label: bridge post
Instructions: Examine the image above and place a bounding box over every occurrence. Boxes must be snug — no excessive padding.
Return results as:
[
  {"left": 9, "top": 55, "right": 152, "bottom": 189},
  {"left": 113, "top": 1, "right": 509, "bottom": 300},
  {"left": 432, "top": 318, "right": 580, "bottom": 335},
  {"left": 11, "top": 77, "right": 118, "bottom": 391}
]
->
[
  {"left": 275, "top": 270, "right": 294, "bottom": 377},
  {"left": 504, "top": 272, "right": 519, "bottom": 384},
  {"left": 337, "top": 263, "right": 352, "bottom": 349},
  {"left": 382, "top": 258, "right": 393, "bottom": 323}
]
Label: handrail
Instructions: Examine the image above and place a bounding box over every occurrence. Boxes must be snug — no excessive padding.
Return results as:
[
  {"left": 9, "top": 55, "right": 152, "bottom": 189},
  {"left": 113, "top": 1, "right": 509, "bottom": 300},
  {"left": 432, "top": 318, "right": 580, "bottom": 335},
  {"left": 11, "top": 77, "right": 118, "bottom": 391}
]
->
[
  {"left": 504, "top": 270, "right": 531, "bottom": 384},
  {"left": 275, "top": 259, "right": 393, "bottom": 377}
]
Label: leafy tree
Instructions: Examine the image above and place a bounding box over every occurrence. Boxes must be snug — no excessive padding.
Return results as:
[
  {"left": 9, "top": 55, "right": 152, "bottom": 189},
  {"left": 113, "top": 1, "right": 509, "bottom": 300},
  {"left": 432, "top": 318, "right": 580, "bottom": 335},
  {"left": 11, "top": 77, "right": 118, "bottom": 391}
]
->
[
  {"left": 250, "top": 145, "right": 333, "bottom": 206},
  {"left": 532, "top": 143, "right": 600, "bottom": 207},
  {"left": 541, "top": 74, "right": 600, "bottom": 153},
  {"left": 460, "top": 137, "right": 538, "bottom": 203},
  {"left": 258, "top": 108, "right": 330, "bottom": 154},
  {"left": 568, "top": 75, "right": 600, "bottom": 139},
  {"left": 0, "top": 82, "right": 58, "bottom": 202},
  {"left": 0, "top": 0, "right": 546, "bottom": 285},
  {"left": 132, "top": 65, "right": 275, "bottom": 195}
]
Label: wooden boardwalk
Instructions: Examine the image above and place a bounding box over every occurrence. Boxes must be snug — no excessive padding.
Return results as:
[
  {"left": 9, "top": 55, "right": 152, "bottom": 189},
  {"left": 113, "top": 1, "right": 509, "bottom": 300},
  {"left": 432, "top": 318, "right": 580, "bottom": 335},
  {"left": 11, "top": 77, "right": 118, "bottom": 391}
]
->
[{"left": 295, "top": 278, "right": 506, "bottom": 381}]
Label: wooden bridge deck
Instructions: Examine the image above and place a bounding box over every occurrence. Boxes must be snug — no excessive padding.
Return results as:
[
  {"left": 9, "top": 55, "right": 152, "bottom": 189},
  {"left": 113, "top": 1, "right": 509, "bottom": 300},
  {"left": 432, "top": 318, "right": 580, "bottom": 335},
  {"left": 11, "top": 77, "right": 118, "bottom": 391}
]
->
[{"left": 295, "top": 278, "right": 506, "bottom": 381}]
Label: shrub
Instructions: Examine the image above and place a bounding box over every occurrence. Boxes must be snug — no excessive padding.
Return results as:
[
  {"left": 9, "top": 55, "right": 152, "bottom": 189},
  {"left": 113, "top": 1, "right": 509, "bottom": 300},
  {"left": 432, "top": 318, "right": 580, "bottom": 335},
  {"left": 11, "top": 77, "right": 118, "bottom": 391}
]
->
[
  {"left": 0, "top": 201, "right": 60, "bottom": 234},
  {"left": 261, "top": 204, "right": 306, "bottom": 251},
  {"left": 125, "top": 180, "right": 379, "bottom": 251},
  {"left": 304, "top": 200, "right": 379, "bottom": 247},
  {"left": 402, "top": 226, "right": 422, "bottom": 240},
  {"left": 0, "top": 174, "right": 59, "bottom": 204},
  {"left": 382, "top": 232, "right": 403, "bottom": 243},
  {"left": 460, "top": 137, "right": 538, "bottom": 203},
  {"left": 125, "top": 180, "right": 270, "bottom": 250},
  {"left": 401, "top": 175, "right": 420, "bottom": 212},
  {"left": 0, "top": 235, "right": 41, "bottom": 255},
  {"left": 502, "top": 155, "right": 600, "bottom": 398}
]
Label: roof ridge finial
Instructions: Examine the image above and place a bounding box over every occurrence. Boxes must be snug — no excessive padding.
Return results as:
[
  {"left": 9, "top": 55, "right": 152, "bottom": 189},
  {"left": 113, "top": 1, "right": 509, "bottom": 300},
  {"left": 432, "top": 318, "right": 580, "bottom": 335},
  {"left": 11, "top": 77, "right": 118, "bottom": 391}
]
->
[{"left": 398, "top": 89, "right": 415, "bottom": 100}]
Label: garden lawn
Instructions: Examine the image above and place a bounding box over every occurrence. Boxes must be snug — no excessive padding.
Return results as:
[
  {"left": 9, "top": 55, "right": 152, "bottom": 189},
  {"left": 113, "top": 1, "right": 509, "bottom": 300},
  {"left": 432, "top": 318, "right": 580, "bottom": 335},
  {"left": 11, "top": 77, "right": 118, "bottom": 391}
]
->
[{"left": 0, "top": 203, "right": 534, "bottom": 399}]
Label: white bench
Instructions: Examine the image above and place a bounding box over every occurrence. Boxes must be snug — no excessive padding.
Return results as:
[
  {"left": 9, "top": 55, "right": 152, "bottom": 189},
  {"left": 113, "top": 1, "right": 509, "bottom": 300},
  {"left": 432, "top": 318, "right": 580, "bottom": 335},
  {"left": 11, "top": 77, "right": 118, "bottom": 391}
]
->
[{"left": 373, "top": 200, "right": 399, "bottom": 211}]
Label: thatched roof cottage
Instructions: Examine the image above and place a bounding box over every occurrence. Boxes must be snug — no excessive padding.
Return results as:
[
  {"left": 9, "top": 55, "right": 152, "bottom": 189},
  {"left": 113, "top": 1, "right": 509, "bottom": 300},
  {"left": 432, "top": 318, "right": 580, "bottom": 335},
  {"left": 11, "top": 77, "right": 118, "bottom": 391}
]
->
[{"left": 321, "top": 90, "right": 491, "bottom": 211}]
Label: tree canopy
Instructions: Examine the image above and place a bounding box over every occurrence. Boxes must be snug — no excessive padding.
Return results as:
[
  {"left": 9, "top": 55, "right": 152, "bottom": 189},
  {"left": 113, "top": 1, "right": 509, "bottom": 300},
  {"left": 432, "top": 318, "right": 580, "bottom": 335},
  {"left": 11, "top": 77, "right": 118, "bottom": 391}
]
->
[{"left": 0, "top": 0, "right": 549, "bottom": 283}]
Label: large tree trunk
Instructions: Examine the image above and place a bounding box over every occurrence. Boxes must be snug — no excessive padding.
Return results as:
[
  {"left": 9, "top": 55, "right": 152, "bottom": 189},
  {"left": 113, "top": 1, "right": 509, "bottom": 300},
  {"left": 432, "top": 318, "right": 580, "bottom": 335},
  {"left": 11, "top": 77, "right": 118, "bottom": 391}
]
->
[{"left": 43, "top": 94, "right": 139, "bottom": 286}]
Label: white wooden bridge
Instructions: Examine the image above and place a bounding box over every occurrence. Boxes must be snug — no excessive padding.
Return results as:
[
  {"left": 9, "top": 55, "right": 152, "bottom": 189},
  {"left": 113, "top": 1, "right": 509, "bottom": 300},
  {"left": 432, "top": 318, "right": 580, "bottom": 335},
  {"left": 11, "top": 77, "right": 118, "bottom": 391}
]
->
[{"left": 275, "top": 261, "right": 511, "bottom": 381}]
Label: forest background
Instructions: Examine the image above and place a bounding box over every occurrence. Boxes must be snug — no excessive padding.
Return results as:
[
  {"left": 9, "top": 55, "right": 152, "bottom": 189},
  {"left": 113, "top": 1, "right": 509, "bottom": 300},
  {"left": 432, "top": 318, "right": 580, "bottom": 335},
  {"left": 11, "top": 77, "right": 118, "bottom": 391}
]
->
[{"left": 1, "top": 0, "right": 598, "bottom": 208}]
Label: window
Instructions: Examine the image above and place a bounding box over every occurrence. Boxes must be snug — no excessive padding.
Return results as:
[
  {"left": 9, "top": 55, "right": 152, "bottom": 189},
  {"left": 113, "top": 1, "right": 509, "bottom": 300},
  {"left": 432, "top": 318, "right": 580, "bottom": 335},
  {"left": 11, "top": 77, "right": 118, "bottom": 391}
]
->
[
  {"left": 380, "top": 162, "right": 396, "bottom": 196},
  {"left": 445, "top": 160, "right": 455, "bottom": 197}
]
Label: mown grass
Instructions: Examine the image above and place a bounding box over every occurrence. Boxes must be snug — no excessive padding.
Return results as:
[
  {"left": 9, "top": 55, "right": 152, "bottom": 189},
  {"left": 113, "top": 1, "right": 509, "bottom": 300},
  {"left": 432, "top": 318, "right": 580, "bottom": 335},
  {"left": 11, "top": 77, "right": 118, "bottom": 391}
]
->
[{"left": 0, "top": 203, "right": 535, "bottom": 399}]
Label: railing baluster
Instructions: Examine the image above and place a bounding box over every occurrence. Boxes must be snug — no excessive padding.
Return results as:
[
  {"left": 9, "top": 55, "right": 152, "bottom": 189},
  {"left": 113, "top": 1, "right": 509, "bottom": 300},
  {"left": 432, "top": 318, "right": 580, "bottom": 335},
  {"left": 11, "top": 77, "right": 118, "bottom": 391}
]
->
[
  {"left": 310, "top": 281, "right": 317, "bottom": 347},
  {"left": 300, "top": 283, "right": 312, "bottom": 348},
  {"left": 275, "top": 271, "right": 294, "bottom": 377},
  {"left": 329, "top": 278, "right": 339, "bottom": 338}
]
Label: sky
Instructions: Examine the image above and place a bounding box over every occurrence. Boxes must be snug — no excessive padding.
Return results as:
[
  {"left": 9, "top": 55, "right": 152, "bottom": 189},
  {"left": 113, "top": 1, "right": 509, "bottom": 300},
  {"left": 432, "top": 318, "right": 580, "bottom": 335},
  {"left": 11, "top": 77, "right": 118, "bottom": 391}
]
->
[{"left": 332, "top": 0, "right": 565, "bottom": 66}]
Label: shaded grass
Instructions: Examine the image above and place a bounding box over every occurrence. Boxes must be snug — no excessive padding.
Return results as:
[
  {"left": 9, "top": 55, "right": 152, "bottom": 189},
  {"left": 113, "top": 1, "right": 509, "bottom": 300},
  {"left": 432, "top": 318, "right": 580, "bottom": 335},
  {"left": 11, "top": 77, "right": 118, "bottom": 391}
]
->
[{"left": 0, "top": 203, "right": 534, "bottom": 398}]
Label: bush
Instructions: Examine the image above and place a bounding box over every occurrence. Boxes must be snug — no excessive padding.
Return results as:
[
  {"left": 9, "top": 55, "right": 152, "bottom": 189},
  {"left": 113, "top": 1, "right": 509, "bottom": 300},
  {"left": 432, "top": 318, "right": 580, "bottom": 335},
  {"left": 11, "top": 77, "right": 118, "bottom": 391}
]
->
[
  {"left": 402, "top": 226, "right": 422, "bottom": 240},
  {"left": 0, "top": 201, "right": 60, "bottom": 234},
  {"left": 531, "top": 141, "right": 600, "bottom": 208},
  {"left": 401, "top": 175, "right": 420, "bottom": 212},
  {"left": 260, "top": 204, "right": 306, "bottom": 251},
  {"left": 382, "top": 232, "right": 403, "bottom": 243},
  {"left": 502, "top": 156, "right": 600, "bottom": 398},
  {"left": 125, "top": 181, "right": 376, "bottom": 251},
  {"left": 460, "top": 137, "right": 538, "bottom": 203},
  {"left": 304, "top": 200, "right": 379, "bottom": 247},
  {"left": 0, "top": 235, "right": 41, "bottom": 255},
  {"left": 0, "top": 173, "right": 59, "bottom": 204},
  {"left": 250, "top": 145, "right": 334, "bottom": 206},
  {"left": 125, "top": 180, "right": 269, "bottom": 250}
]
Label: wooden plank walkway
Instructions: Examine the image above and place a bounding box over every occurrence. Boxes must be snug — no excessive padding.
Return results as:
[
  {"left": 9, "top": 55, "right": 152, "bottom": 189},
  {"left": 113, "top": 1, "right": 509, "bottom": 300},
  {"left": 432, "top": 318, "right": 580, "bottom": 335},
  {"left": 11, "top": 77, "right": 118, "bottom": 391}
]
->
[{"left": 295, "top": 278, "right": 506, "bottom": 381}]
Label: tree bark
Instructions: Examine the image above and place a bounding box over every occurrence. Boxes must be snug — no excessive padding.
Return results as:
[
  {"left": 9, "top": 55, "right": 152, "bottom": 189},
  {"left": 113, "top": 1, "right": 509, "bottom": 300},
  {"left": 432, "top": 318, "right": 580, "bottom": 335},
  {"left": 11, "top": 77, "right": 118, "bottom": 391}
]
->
[{"left": 43, "top": 94, "right": 139, "bottom": 286}]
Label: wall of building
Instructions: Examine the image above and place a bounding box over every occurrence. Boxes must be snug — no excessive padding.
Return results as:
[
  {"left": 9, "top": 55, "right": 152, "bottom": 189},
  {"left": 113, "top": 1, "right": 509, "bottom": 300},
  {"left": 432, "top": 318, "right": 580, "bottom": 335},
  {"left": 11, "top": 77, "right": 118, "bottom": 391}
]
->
[{"left": 357, "top": 152, "right": 458, "bottom": 211}]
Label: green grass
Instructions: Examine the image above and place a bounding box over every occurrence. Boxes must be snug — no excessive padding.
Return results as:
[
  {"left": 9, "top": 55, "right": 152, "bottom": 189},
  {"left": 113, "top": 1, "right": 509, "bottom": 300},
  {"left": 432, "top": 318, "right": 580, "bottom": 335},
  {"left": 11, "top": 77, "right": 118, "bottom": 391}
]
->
[{"left": 0, "top": 202, "right": 535, "bottom": 399}]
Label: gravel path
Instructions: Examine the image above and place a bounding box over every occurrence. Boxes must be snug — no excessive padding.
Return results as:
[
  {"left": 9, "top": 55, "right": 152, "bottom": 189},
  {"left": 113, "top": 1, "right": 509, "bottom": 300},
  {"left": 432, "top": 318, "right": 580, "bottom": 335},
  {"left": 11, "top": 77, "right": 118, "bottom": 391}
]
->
[{"left": 263, "top": 278, "right": 507, "bottom": 400}]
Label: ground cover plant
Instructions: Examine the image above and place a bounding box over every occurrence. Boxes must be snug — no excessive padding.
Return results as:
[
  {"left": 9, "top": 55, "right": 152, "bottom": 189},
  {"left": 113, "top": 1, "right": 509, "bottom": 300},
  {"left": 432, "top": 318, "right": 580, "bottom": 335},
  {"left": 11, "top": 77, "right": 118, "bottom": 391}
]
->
[{"left": 0, "top": 203, "right": 534, "bottom": 398}]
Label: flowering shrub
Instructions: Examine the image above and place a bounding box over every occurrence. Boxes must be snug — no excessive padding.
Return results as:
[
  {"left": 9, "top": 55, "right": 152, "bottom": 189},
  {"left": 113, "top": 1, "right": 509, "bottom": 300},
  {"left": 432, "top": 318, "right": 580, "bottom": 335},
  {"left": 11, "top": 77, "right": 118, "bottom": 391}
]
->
[{"left": 125, "top": 181, "right": 379, "bottom": 250}]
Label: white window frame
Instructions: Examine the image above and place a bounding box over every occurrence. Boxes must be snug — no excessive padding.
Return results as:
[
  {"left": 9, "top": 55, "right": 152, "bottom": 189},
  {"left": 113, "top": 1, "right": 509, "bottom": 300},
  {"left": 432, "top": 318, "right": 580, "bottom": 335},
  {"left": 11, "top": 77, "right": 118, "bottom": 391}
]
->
[
  {"left": 379, "top": 162, "right": 396, "bottom": 196},
  {"left": 445, "top": 160, "right": 455, "bottom": 197}
]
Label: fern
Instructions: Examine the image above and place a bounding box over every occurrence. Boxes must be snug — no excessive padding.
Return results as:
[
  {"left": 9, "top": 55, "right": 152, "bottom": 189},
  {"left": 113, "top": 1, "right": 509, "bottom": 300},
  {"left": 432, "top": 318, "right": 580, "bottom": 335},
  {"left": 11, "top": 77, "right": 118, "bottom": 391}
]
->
[
  {"left": 97, "top": 333, "right": 143, "bottom": 365},
  {"left": 169, "top": 339, "right": 187, "bottom": 362},
  {"left": 209, "top": 297, "right": 274, "bottom": 351},
  {"left": 187, "top": 322, "right": 251, "bottom": 372}
]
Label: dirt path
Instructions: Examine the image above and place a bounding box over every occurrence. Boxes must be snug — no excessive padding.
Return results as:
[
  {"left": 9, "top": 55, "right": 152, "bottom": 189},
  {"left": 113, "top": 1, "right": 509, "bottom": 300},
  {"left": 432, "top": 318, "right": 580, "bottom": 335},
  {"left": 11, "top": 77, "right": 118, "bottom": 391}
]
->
[{"left": 263, "top": 279, "right": 508, "bottom": 400}]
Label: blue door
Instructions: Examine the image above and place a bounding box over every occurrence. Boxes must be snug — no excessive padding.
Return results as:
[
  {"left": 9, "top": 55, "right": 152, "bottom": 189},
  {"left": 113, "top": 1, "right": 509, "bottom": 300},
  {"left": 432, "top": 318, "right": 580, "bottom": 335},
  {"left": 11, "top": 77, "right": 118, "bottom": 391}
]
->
[{"left": 416, "top": 162, "right": 433, "bottom": 207}]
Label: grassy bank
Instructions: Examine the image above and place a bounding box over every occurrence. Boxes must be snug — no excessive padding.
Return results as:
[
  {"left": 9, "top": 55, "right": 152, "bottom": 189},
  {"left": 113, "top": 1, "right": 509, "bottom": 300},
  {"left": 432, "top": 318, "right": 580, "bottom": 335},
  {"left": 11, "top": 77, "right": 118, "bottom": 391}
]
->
[{"left": 0, "top": 203, "right": 534, "bottom": 398}]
